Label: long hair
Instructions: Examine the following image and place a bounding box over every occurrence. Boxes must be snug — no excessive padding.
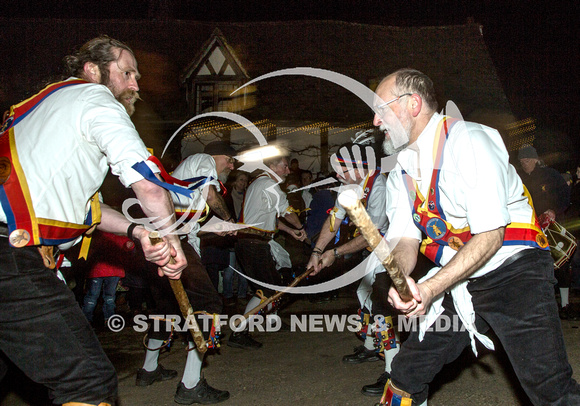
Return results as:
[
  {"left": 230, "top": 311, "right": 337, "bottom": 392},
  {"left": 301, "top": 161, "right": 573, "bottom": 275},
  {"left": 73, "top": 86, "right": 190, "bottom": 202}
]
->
[{"left": 63, "top": 35, "right": 134, "bottom": 84}]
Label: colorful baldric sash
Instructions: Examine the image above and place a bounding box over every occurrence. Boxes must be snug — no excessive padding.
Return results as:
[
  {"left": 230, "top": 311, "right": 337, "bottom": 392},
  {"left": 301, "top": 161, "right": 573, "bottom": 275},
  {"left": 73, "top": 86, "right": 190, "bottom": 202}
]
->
[
  {"left": 403, "top": 117, "right": 549, "bottom": 266},
  {"left": 132, "top": 155, "right": 215, "bottom": 222},
  {"left": 0, "top": 79, "right": 103, "bottom": 249}
]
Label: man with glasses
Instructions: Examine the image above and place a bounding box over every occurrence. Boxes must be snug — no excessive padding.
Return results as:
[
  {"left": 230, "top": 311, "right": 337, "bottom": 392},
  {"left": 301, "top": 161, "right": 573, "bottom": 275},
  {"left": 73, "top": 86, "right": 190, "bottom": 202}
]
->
[
  {"left": 374, "top": 68, "right": 580, "bottom": 405},
  {"left": 374, "top": 92, "right": 413, "bottom": 156}
]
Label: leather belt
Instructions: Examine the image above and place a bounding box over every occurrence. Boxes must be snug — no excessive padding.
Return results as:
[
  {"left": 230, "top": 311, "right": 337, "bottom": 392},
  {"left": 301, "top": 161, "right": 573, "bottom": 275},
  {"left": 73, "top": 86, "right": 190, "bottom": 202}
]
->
[
  {"left": 237, "top": 229, "right": 274, "bottom": 242},
  {"left": 469, "top": 248, "right": 536, "bottom": 282},
  {"left": 497, "top": 248, "right": 535, "bottom": 270}
]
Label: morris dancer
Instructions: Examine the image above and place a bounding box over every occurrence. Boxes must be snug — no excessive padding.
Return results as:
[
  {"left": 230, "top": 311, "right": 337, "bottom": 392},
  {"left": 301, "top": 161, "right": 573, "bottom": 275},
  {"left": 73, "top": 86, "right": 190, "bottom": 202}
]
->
[
  {"left": 0, "top": 36, "right": 186, "bottom": 406},
  {"left": 307, "top": 142, "right": 398, "bottom": 397},
  {"left": 375, "top": 68, "right": 580, "bottom": 405},
  {"left": 136, "top": 141, "right": 236, "bottom": 404},
  {"left": 230, "top": 154, "right": 307, "bottom": 349}
]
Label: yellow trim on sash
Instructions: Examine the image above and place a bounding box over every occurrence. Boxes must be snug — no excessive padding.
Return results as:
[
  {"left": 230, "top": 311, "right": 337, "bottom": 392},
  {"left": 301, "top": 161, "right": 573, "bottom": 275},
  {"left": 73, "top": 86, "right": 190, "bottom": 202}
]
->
[
  {"left": 175, "top": 202, "right": 210, "bottom": 223},
  {"left": 9, "top": 81, "right": 69, "bottom": 111},
  {"left": 328, "top": 207, "right": 339, "bottom": 232},
  {"left": 78, "top": 193, "right": 102, "bottom": 260},
  {"left": 9, "top": 129, "right": 41, "bottom": 245},
  {"left": 413, "top": 187, "right": 471, "bottom": 235},
  {"left": 246, "top": 225, "right": 277, "bottom": 234},
  {"left": 509, "top": 221, "right": 543, "bottom": 233},
  {"left": 34, "top": 194, "right": 102, "bottom": 230},
  {"left": 91, "top": 194, "right": 102, "bottom": 224},
  {"left": 79, "top": 234, "right": 92, "bottom": 260},
  {"left": 420, "top": 237, "right": 433, "bottom": 256},
  {"left": 287, "top": 206, "right": 310, "bottom": 215},
  {"left": 36, "top": 218, "right": 94, "bottom": 229}
]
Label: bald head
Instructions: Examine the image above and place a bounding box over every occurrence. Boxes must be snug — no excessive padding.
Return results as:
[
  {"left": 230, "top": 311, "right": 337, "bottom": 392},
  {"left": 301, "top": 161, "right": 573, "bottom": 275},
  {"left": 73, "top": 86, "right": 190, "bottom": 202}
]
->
[
  {"left": 377, "top": 69, "right": 438, "bottom": 113},
  {"left": 373, "top": 69, "right": 439, "bottom": 152}
]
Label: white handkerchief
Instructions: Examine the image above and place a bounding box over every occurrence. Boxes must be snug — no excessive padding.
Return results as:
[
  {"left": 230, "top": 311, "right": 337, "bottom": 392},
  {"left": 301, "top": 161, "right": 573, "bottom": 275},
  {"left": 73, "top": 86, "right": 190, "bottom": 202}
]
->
[
  {"left": 418, "top": 267, "right": 494, "bottom": 356},
  {"left": 268, "top": 239, "right": 292, "bottom": 270}
]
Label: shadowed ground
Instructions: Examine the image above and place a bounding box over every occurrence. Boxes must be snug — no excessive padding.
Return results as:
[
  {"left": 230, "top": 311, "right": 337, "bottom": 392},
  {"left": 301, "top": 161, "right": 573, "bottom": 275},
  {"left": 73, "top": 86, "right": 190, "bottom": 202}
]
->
[{"left": 1, "top": 287, "right": 579, "bottom": 406}]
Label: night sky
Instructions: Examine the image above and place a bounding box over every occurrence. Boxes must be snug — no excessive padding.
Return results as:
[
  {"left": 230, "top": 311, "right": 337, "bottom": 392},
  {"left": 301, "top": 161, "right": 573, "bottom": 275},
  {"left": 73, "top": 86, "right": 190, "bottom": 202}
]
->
[{"left": 2, "top": 0, "right": 578, "bottom": 166}]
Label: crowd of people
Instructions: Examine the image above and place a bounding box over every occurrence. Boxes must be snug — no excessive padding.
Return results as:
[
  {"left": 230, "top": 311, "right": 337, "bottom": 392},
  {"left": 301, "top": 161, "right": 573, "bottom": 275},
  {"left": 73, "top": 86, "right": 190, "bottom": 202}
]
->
[
  {"left": 1, "top": 35, "right": 579, "bottom": 406},
  {"left": 517, "top": 145, "right": 580, "bottom": 320}
]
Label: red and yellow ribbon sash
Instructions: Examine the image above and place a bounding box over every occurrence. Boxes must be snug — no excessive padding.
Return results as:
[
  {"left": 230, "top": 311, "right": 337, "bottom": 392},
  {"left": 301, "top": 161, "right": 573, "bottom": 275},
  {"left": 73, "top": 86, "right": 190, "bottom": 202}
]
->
[{"left": 403, "top": 117, "right": 548, "bottom": 266}]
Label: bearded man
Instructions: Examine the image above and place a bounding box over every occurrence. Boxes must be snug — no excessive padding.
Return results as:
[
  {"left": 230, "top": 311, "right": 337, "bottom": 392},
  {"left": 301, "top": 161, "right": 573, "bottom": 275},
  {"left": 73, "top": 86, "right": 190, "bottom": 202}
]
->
[
  {"left": 0, "top": 36, "right": 186, "bottom": 406},
  {"left": 375, "top": 68, "right": 580, "bottom": 406}
]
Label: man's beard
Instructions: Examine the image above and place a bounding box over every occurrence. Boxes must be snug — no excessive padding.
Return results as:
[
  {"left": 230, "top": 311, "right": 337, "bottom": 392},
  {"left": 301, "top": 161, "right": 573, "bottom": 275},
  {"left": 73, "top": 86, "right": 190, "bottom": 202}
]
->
[
  {"left": 381, "top": 121, "right": 411, "bottom": 155},
  {"left": 218, "top": 170, "right": 230, "bottom": 183},
  {"left": 115, "top": 88, "right": 139, "bottom": 117},
  {"left": 101, "top": 78, "right": 138, "bottom": 116},
  {"left": 382, "top": 136, "right": 408, "bottom": 155}
]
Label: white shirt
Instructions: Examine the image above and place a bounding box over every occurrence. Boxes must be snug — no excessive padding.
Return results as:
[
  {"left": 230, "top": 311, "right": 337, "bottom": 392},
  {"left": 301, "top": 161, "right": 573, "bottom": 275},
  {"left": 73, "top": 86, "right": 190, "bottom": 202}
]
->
[
  {"left": 385, "top": 113, "right": 535, "bottom": 278},
  {"left": 0, "top": 78, "right": 154, "bottom": 247},
  {"left": 239, "top": 174, "right": 292, "bottom": 233},
  {"left": 334, "top": 173, "right": 389, "bottom": 235},
  {"left": 302, "top": 189, "right": 313, "bottom": 209},
  {"left": 332, "top": 173, "right": 389, "bottom": 309},
  {"left": 171, "top": 153, "right": 220, "bottom": 254}
]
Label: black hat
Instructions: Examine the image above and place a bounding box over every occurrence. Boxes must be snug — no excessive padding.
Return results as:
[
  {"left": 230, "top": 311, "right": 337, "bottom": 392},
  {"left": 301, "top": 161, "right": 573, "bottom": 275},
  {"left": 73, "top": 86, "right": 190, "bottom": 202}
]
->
[
  {"left": 518, "top": 145, "right": 539, "bottom": 160},
  {"left": 204, "top": 141, "right": 236, "bottom": 157}
]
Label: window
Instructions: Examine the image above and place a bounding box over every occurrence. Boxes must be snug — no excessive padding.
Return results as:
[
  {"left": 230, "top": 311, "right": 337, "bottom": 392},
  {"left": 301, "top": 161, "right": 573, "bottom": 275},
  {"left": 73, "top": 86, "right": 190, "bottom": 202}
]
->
[{"left": 195, "top": 82, "right": 241, "bottom": 114}]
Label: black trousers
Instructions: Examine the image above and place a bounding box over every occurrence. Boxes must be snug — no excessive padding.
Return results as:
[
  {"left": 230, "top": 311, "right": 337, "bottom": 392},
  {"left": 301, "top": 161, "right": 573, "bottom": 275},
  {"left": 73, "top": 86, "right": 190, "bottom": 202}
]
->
[
  {"left": 370, "top": 271, "right": 395, "bottom": 316},
  {"left": 235, "top": 238, "right": 281, "bottom": 297},
  {"left": 391, "top": 249, "right": 580, "bottom": 405},
  {"left": 0, "top": 237, "right": 117, "bottom": 405},
  {"left": 146, "top": 241, "right": 223, "bottom": 341}
]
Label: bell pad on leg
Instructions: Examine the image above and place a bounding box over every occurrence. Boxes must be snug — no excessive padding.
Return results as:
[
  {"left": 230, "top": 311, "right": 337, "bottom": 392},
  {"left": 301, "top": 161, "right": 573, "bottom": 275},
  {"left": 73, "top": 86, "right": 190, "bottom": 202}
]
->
[{"left": 378, "top": 379, "right": 412, "bottom": 406}]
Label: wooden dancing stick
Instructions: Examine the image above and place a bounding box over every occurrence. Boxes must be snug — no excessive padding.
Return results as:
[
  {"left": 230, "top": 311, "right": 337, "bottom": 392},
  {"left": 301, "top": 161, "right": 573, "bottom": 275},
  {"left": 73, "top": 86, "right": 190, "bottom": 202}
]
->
[
  {"left": 233, "top": 266, "right": 314, "bottom": 328},
  {"left": 337, "top": 189, "right": 413, "bottom": 302},
  {"left": 149, "top": 231, "right": 207, "bottom": 353}
]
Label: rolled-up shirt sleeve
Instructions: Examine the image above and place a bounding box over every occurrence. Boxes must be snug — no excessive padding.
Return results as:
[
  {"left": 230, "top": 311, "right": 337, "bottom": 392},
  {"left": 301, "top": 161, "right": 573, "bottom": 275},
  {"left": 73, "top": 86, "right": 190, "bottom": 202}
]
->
[
  {"left": 332, "top": 184, "right": 364, "bottom": 220},
  {"left": 333, "top": 203, "right": 347, "bottom": 220}
]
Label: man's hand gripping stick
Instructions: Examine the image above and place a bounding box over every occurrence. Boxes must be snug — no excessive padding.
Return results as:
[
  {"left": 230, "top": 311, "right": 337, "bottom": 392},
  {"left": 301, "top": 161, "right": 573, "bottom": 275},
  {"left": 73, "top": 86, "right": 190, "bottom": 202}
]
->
[
  {"left": 337, "top": 189, "right": 413, "bottom": 301},
  {"left": 149, "top": 231, "right": 207, "bottom": 353}
]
